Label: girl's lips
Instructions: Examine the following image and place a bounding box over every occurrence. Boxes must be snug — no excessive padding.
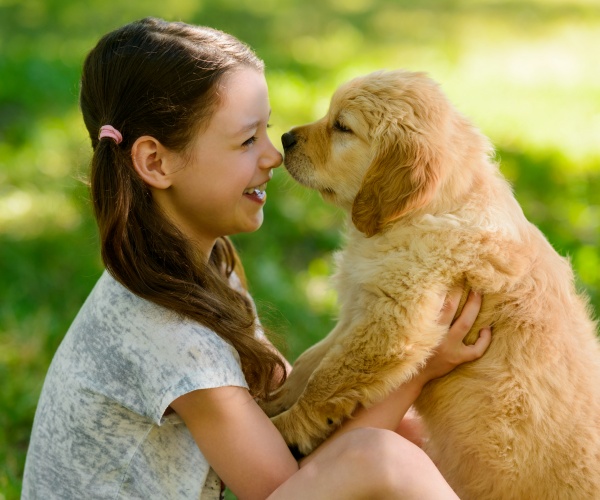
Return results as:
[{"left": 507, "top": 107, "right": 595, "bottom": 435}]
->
[
  {"left": 243, "top": 182, "right": 267, "bottom": 201},
  {"left": 243, "top": 182, "right": 267, "bottom": 202}
]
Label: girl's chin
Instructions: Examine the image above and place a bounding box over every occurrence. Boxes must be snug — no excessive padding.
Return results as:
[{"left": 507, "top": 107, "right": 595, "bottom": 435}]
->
[{"left": 236, "top": 212, "right": 264, "bottom": 235}]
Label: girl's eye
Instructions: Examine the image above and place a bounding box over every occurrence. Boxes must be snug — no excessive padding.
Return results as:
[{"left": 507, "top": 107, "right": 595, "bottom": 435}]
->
[
  {"left": 242, "top": 136, "right": 258, "bottom": 147},
  {"left": 334, "top": 120, "right": 351, "bottom": 133},
  {"left": 242, "top": 124, "right": 272, "bottom": 148}
]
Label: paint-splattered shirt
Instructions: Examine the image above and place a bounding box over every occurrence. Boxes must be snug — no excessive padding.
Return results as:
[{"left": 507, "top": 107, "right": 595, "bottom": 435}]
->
[{"left": 22, "top": 271, "right": 250, "bottom": 499}]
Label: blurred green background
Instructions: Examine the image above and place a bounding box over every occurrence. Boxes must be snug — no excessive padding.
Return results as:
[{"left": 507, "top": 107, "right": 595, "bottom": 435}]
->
[{"left": 1, "top": 0, "right": 599, "bottom": 497}]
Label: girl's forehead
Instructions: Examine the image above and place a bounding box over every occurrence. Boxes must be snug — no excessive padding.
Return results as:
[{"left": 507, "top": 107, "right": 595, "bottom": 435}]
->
[
  {"left": 218, "top": 67, "right": 268, "bottom": 103},
  {"left": 210, "top": 69, "right": 270, "bottom": 131}
]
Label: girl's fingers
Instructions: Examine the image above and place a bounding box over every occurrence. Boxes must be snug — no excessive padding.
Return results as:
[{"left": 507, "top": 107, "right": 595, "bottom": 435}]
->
[
  {"left": 437, "top": 287, "right": 463, "bottom": 326},
  {"left": 462, "top": 327, "right": 493, "bottom": 361},
  {"left": 448, "top": 290, "right": 482, "bottom": 339}
]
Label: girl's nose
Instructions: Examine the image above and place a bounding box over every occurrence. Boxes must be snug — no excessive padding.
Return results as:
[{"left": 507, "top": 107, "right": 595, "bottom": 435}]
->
[
  {"left": 272, "top": 150, "right": 283, "bottom": 168},
  {"left": 263, "top": 140, "right": 283, "bottom": 169}
]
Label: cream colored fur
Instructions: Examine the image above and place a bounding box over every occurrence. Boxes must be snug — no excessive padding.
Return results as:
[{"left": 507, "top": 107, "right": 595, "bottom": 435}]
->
[{"left": 263, "top": 70, "right": 600, "bottom": 499}]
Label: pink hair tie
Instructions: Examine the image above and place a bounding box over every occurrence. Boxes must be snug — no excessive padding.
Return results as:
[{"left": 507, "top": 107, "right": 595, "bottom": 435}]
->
[{"left": 98, "top": 125, "right": 123, "bottom": 145}]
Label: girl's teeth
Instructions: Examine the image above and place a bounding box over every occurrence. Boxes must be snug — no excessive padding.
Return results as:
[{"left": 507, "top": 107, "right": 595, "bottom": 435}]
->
[{"left": 244, "top": 183, "right": 267, "bottom": 196}]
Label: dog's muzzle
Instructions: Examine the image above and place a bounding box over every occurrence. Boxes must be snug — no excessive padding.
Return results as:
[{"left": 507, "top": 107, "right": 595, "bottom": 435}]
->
[{"left": 281, "top": 131, "right": 297, "bottom": 151}]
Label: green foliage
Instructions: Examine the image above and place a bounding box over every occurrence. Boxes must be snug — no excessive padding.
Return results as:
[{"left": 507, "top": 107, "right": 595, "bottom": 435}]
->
[{"left": 1, "top": 0, "right": 599, "bottom": 497}]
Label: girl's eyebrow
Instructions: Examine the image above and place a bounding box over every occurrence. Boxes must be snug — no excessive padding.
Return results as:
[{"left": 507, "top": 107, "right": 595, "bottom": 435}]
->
[
  {"left": 234, "top": 110, "right": 272, "bottom": 136},
  {"left": 235, "top": 120, "right": 260, "bottom": 136}
]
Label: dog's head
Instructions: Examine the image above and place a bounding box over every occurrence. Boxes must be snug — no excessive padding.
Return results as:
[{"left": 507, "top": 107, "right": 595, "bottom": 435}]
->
[{"left": 282, "top": 70, "right": 491, "bottom": 237}]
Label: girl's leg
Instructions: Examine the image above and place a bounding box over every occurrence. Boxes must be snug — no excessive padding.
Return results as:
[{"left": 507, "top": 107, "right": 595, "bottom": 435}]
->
[{"left": 268, "top": 427, "right": 458, "bottom": 500}]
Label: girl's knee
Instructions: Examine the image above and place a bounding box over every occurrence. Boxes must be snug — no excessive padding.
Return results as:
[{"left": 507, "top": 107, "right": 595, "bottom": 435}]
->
[
  {"left": 333, "top": 428, "right": 435, "bottom": 497},
  {"left": 300, "top": 428, "right": 456, "bottom": 499},
  {"left": 341, "top": 427, "right": 426, "bottom": 465}
]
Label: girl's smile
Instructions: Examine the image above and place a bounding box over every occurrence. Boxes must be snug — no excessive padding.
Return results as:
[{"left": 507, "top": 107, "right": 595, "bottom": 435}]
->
[{"left": 243, "top": 182, "right": 268, "bottom": 203}]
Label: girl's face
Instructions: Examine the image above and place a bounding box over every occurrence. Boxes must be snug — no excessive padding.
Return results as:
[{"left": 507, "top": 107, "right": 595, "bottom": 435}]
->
[{"left": 160, "top": 67, "right": 282, "bottom": 255}]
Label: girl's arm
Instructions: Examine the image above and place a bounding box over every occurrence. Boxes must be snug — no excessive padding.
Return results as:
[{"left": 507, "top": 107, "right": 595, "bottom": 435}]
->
[{"left": 170, "top": 385, "right": 297, "bottom": 500}]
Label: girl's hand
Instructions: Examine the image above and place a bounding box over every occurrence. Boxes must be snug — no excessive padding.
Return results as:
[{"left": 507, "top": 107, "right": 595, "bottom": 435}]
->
[{"left": 417, "top": 288, "right": 492, "bottom": 385}]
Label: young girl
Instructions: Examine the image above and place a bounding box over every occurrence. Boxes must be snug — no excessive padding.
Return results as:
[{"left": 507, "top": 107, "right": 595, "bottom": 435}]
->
[{"left": 22, "top": 18, "right": 491, "bottom": 499}]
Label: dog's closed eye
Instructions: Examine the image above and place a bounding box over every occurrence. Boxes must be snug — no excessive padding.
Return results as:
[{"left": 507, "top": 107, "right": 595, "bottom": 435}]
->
[{"left": 333, "top": 120, "right": 352, "bottom": 133}]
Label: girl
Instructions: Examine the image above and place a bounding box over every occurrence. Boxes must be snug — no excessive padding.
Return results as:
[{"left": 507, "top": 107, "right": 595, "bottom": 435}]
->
[{"left": 22, "top": 18, "right": 491, "bottom": 499}]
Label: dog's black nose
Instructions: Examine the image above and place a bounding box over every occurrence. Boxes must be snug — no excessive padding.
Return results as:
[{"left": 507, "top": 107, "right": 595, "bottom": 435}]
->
[{"left": 281, "top": 132, "right": 297, "bottom": 151}]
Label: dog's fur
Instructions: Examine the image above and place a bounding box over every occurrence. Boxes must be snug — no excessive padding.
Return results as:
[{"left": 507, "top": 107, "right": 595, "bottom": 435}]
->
[{"left": 263, "top": 70, "right": 600, "bottom": 499}]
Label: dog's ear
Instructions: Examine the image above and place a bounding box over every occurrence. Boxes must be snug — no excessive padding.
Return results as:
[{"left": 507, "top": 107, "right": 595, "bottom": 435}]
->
[{"left": 351, "top": 131, "right": 442, "bottom": 237}]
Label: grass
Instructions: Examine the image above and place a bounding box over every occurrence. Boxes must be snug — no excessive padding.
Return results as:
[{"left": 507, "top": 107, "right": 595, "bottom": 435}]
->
[{"left": 1, "top": 0, "right": 599, "bottom": 497}]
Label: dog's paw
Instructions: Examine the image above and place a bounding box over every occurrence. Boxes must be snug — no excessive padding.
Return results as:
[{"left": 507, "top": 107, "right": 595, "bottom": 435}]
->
[
  {"left": 271, "top": 411, "right": 319, "bottom": 456},
  {"left": 271, "top": 405, "right": 339, "bottom": 456}
]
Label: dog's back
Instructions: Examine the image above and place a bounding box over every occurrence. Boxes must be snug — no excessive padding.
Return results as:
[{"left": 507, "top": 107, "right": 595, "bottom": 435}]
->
[{"left": 414, "top": 189, "right": 600, "bottom": 499}]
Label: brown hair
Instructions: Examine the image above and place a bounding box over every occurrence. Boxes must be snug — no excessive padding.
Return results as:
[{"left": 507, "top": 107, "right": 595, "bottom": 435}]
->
[{"left": 79, "top": 17, "right": 285, "bottom": 400}]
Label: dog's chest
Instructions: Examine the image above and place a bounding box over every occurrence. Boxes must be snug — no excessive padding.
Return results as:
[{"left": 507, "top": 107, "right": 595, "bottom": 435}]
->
[{"left": 332, "top": 252, "right": 412, "bottom": 316}]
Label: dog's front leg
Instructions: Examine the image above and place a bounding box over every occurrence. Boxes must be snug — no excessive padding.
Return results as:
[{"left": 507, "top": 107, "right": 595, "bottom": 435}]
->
[
  {"left": 262, "top": 330, "right": 340, "bottom": 417},
  {"left": 271, "top": 318, "right": 444, "bottom": 455}
]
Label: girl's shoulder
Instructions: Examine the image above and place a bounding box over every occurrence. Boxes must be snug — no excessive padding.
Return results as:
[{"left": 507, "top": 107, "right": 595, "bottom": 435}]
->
[
  {"left": 53, "top": 270, "right": 249, "bottom": 423},
  {"left": 86, "top": 270, "right": 239, "bottom": 352}
]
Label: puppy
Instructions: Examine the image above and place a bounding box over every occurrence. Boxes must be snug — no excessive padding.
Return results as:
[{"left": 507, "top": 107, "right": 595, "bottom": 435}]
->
[{"left": 264, "top": 70, "right": 600, "bottom": 499}]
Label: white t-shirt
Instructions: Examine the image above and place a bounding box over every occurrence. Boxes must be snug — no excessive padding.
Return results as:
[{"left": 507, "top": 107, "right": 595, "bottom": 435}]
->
[{"left": 22, "top": 271, "right": 251, "bottom": 499}]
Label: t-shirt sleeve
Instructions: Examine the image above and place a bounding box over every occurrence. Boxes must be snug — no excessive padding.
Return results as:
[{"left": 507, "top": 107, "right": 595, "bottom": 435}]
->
[
  {"left": 72, "top": 273, "right": 248, "bottom": 425},
  {"left": 145, "top": 319, "right": 249, "bottom": 425}
]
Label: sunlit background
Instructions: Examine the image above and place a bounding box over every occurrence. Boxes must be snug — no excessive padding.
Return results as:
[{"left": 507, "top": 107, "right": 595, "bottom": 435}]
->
[{"left": 1, "top": 0, "right": 599, "bottom": 497}]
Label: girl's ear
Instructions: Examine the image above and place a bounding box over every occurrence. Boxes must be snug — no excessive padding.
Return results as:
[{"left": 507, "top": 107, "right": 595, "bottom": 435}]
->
[{"left": 131, "top": 136, "right": 173, "bottom": 190}]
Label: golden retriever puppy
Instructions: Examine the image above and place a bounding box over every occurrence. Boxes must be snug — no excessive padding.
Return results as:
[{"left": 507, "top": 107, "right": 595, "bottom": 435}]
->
[{"left": 264, "top": 70, "right": 600, "bottom": 499}]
